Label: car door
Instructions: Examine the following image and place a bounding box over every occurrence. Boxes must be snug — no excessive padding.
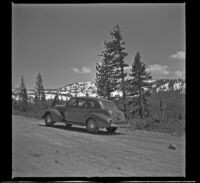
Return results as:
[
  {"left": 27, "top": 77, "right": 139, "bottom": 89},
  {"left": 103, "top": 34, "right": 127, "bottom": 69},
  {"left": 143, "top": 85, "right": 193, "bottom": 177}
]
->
[
  {"left": 64, "top": 98, "right": 77, "bottom": 123},
  {"left": 86, "top": 99, "right": 102, "bottom": 115},
  {"left": 76, "top": 98, "right": 88, "bottom": 124}
]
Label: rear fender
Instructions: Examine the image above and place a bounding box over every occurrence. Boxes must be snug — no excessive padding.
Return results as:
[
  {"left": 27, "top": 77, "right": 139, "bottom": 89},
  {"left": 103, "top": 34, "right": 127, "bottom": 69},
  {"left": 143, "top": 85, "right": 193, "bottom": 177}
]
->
[
  {"left": 85, "top": 112, "right": 111, "bottom": 128},
  {"left": 43, "top": 109, "right": 64, "bottom": 122}
]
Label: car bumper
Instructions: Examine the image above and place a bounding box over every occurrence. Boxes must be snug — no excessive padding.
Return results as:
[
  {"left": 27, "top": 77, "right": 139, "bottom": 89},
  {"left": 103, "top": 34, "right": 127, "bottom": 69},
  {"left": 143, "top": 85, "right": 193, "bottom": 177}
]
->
[{"left": 110, "top": 120, "right": 130, "bottom": 128}]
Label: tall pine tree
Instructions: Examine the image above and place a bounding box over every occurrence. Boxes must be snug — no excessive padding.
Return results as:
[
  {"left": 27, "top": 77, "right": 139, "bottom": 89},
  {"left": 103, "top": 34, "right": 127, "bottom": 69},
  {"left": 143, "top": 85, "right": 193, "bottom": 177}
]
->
[
  {"left": 107, "top": 25, "right": 129, "bottom": 100},
  {"left": 34, "top": 73, "right": 46, "bottom": 107},
  {"left": 19, "top": 75, "right": 28, "bottom": 111},
  {"left": 127, "top": 52, "right": 152, "bottom": 119},
  {"left": 95, "top": 40, "right": 117, "bottom": 99}
]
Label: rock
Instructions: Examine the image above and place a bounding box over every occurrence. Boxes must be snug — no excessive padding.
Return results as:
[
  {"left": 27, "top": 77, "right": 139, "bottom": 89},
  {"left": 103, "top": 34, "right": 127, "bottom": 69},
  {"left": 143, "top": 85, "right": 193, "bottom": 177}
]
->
[
  {"left": 168, "top": 144, "right": 176, "bottom": 150},
  {"left": 54, "top": 160, "right": 58, "bottom": 163}
]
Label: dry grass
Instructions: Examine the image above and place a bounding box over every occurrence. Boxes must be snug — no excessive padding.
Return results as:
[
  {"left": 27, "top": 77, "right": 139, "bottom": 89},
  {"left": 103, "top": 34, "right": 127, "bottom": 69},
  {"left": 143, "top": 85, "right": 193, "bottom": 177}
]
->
[
  {"left": 128, "top": 117, "right": 185, "bottom": 136},
  {"left": 12, "top": 108, "right": 45, "bottom": 119}
]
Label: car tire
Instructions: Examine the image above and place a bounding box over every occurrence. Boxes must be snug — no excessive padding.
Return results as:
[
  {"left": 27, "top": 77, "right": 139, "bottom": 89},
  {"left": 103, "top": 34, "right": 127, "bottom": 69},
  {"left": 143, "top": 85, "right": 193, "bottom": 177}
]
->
[
  {"left": 86, "top": 118, "right": 99, "bottom": 134},
  {"left": 45, "top": 113, "right": 54, "bottom": 127},
  {"left": 106, "top": 127, "right": 117, "bottom": 134},
  {"left": 65, "top": 123, "right": 72, "bottom": 128}
]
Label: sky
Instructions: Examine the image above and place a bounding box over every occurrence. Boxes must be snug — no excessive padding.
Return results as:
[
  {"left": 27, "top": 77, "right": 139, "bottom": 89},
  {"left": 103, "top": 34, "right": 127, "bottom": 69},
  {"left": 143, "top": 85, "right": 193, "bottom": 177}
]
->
[{"left": 12, "top": 3, "right": 185, "bottom": 89}]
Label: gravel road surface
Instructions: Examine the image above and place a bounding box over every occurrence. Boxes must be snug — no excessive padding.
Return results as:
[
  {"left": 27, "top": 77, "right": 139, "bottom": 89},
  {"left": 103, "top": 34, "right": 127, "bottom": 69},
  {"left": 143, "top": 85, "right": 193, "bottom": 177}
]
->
[{"left": 12, "top": 115, "right": 185, "bottom": 177}]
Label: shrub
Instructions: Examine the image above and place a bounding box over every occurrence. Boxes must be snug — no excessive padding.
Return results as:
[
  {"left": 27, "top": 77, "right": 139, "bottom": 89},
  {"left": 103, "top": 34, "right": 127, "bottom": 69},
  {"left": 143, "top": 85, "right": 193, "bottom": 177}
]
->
[{"left": 12, "top": 98, "right": 48, "bottom": 119}]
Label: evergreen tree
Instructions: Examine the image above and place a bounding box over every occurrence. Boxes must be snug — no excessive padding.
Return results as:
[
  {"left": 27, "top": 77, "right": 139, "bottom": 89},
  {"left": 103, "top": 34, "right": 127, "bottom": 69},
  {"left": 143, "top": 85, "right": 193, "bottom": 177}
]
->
[
  {"left": 104, "top": 25, "right": 129, "bottom": 116},
  {"left": 34, "top": 73, "right": 46, "bottom": 107},
  {"left": 127, "top": 52, "right": 153, "bottom": 119},
  {"left": 95, "top": 41, "right": 117, "bottom": 99},
  {"left": 96, "top": 24, "right": 129, "bottom": 103},
  {"left": 107, "top": 25, "right": 129, "bottom": 99},
  {"left": 19, "top": 75, "right": 28, "bottom": 111}
]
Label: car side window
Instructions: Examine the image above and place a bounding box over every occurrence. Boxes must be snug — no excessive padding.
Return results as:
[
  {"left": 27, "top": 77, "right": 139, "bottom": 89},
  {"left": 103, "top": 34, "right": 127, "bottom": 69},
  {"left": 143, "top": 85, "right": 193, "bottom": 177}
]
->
[
  {"left": 87, "top": 101, "right": 95, "bottom": 108},
  {"left": 77, "top": 99, "right": 87, "bottom": 108},
  {"left": 87, "top": 100, "right": 100, "bottom": 109},
  {"left": 68, "top": 98, "right": 76, "bottom": 108},
  {"left": 95, "top": 101, "right": 101, "bottom": 109}
]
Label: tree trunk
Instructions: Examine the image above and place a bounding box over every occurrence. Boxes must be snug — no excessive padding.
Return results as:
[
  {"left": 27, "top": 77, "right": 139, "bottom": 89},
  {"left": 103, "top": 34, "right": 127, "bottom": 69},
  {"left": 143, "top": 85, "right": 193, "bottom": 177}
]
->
[
  {"left": 121, "top": 67, "right": 127, "bottom": 119},
  {"left": 107, "top": 92, "right": 110, "bottom": 100},
  {"left": 160, "top": 100, "right": 164, "bottom": 119},
  {"left": 138, "top": 87, "right": 143, "bottom": 119}
]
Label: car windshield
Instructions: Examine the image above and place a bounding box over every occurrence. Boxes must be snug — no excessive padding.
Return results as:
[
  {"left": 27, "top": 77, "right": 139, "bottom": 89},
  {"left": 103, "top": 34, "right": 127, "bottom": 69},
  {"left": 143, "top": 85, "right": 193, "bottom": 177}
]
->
[{"left": 102, "top": 100, "right": 117, "bottom": 110}]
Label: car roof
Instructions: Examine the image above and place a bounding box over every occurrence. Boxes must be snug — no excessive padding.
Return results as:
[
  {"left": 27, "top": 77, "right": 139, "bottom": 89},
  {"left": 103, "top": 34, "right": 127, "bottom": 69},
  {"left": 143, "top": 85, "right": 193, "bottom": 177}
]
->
[{"left": 70, "top": 97, "right": 112, "bottom": 103}]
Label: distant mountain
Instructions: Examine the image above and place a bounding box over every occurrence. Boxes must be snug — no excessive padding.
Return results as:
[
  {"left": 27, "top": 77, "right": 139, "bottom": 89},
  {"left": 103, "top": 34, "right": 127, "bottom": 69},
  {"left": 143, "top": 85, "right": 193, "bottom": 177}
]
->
[
  {"left": 152, "top": 79, "right": 185, "bottom": 93},
  {"left": 12, "top": 79, "right": 185, "bottom": 102}
]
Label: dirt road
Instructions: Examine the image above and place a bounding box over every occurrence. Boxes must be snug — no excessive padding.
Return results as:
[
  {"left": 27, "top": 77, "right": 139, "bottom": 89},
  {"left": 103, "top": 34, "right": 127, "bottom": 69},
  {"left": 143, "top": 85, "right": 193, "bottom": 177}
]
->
[{"left": 12, "top": 115, "right": 185, "bottom": 177}]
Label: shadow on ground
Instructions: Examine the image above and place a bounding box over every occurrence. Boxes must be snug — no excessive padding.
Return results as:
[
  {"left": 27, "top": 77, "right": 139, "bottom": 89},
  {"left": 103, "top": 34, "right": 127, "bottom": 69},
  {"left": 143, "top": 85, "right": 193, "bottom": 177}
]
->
[{"left": 38, "top": 124, "right": 125, "bottom": 136}]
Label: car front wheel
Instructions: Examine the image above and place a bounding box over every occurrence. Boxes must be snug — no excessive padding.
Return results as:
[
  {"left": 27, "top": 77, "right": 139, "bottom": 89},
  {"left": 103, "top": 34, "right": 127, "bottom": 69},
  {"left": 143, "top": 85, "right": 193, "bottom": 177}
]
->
[
  {"left": 86, "top": 118, "right": 99, "bottom": 134},
  {"left": 45, "top": 113, "right": 54, "bottom": 127},
  {"left": 106, "top": 127, "right": 117, "bottom": 134}
]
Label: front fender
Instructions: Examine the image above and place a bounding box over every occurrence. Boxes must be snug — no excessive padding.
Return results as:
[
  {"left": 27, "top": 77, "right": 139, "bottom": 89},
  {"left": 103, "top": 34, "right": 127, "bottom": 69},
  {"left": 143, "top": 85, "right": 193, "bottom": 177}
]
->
[
  {"left": 85, "top": 112, "right": 111, "bottom": 128},
  {"left": 43, "top": 108, "right": 64, "bottom": 122}
]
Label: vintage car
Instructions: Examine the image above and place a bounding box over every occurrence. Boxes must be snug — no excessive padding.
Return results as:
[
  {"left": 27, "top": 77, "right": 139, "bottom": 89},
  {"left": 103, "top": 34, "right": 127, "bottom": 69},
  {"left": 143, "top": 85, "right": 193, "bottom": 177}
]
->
[{"left": 42, "top": 97, "right": 128, "bottom": 133}]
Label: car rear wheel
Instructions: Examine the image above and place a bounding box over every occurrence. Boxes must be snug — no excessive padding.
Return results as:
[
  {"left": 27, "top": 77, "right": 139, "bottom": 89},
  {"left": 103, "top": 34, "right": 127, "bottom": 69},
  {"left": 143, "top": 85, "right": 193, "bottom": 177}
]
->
[
  {"left": 106, "top": 127, "right": 117, "bottom": 134},
  {"left": 86, "top": 118, "right": 99, "bottom": 134},
  {"left": 45, "top": 113, "right": 54, "bottom": 127}
]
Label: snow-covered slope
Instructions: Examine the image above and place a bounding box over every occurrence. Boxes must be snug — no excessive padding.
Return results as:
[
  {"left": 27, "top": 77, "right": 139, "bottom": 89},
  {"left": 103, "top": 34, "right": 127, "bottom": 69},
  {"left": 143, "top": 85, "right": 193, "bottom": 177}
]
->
[
  {"left": 12, "top": 79, "right": 185, "bottom": 101},
  {"left": 153, "top": 79, "right": 185, "bottom": 93}
]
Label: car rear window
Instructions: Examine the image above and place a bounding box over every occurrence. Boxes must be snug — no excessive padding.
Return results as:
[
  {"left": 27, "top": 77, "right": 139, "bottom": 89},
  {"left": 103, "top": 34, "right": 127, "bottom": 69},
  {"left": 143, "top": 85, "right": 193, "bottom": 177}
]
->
[{"left": 102, "top": 100, "right": 117, "bottom": 110}]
